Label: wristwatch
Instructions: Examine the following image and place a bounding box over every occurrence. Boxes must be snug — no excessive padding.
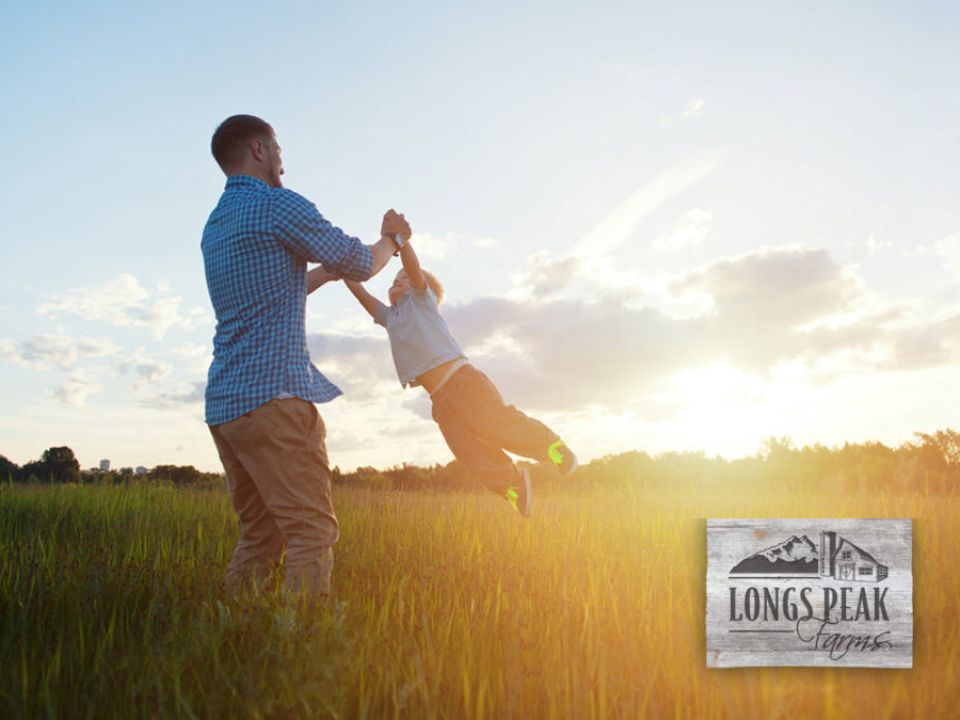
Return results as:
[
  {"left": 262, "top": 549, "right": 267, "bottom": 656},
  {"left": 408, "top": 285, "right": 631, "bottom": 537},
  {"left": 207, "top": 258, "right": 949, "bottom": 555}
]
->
[{"left": 392, "top": 233, "right": 405, "bottom": 255}]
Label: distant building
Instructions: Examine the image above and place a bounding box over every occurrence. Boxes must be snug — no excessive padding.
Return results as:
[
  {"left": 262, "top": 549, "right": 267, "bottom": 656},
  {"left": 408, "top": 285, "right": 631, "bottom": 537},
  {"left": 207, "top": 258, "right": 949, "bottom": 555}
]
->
[
  {"left": 135, "top": 466, "right": 149, "bottom": 475},
  {"left": 99, "top": 459, "right": 111, "bottom": 472}
]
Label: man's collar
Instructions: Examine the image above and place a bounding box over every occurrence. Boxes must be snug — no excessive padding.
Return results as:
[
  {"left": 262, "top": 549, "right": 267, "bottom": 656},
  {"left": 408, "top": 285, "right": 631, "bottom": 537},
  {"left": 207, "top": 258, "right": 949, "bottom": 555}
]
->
[{"left": 224, "top": 175, "right": 270, "bottom": 190}]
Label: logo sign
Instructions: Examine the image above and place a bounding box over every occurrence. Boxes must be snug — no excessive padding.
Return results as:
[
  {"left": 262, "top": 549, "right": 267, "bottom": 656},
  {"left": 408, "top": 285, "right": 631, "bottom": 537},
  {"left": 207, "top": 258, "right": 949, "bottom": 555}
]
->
[{"left": 706, "top": 519, "right": 912, "bottom": 668}]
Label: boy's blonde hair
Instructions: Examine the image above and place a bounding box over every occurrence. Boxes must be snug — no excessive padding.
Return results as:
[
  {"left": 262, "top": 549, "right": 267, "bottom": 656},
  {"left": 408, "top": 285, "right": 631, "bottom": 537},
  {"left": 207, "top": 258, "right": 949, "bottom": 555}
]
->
[{"left": 422, "top": 269, "right": 444, "bottom": 304}]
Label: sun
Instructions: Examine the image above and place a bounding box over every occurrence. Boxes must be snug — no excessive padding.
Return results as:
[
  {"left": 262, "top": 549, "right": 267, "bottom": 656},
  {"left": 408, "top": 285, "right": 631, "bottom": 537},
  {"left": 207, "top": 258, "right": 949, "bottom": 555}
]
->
[{"left": 669, "top": 365, "right": 811, "bottom": 458}]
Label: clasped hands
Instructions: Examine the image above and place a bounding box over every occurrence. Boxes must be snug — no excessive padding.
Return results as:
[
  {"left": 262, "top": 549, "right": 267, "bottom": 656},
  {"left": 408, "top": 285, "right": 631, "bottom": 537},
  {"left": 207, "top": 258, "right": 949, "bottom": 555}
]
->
[
  {"left": 381, "top": 208, "right": 412, "bottom": 245},
  {"left": 310, "top": 209, "right": 412, "bottom": 287}
]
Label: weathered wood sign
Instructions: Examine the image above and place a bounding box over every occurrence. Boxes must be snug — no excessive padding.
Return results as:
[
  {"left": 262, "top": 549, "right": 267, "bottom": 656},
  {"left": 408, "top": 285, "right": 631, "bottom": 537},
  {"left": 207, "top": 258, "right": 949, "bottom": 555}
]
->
[{"left": 706, "top": 519, "right": 912, "bottom": 668}]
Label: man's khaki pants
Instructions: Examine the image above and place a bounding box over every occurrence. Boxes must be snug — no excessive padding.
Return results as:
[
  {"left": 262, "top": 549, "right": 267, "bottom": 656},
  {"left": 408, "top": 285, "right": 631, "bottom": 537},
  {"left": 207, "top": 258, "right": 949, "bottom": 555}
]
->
[{"left": 209, "top": 398, "right": 338, "bottom": 596}]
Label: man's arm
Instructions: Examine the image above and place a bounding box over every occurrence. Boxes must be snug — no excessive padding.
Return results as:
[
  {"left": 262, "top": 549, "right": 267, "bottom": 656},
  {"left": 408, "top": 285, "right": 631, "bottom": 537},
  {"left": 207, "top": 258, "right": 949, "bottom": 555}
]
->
[
  {"left": 273, "top": 191, "right": 409, "bottom": 282},
  {"left": 343, "top": 280, "right": 381, "bottom": 319},
  {"left": 330, "top": 209, "right": 411, "bottom": 280},
  {"left": 397, "top": 242, "right": 427, "bottom": 291},
  {"left": 367, "top": 233, "right": 401, "bottom": 279},
  {"left": 307, "top": 265, "right": 339, "bottom": 294}
]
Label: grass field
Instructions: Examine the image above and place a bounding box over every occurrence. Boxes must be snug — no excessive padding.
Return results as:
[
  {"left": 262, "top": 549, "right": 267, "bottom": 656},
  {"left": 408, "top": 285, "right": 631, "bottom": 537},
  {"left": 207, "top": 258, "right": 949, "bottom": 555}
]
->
[{"left": 1, "top": 476, "right": 957, "bottom": 719}]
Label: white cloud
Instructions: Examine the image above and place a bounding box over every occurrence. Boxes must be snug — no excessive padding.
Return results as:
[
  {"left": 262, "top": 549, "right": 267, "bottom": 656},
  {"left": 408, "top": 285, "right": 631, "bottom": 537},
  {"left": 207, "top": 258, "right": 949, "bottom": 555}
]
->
[
  {"left": 408, "top": 232, "right": 456, "bottom": 261},
  {"left": 653, "top": 208, "right": 713, "bottom": 252},
  {"left": 37, "top": 273, "right": 202, "bottom": 339},
  {"left": 169, "top": 342, "right": 212, "bottom": 374},
  {"left": 139, "top": 381, "right": 206, "bottom": 410},
  {"left": 171, "top": 343, "right": 209, "bottom": 359},
  {"left": 512, "top": 253, "right": 579, "bottom": 297},
  {"left": 0, "top": 334, "right": 118, "bottom": 371},
  {"left": 437, "top": 245, "right": 956, "bottom": 414},
  {"left": 512, "top": 154, "right": 726, "bottom": 300},
  {"left": 117, "top": 347, "right": 173, "bottom": 388},
  {"left": 670, "top": 245, "right": 865, "bottom": 330},
  {"left": 885, "top": 313, "right": 960, "bottom": 369},
  {"left": 570, "top": 150, "right": 726, "bottom": 258},
  {"left": 307, "top": 332, "right": 395, "bottom": 401},
  {"left": 866, "top": 233, "right": 894, "bottom": 254},
  {"left": 51, "top": 372, "right": 101, "bottom": 406},
  {"left": 129, "top": 362, "right": 172, "bottom": 391},
  {"left": 681, "top": 98, "right": 705, "bottom": 118},
  {"left": 660, "top": 98, "right": 706, "bottom": 125},
  {"left": 136, "top": 362, "right": 171, "bottom": 382},
  {"left": 115, "top": 346, "right": 205, "bottom": 405},
  {"left": 934, "top": 232, "right": 960, "bottom": 278},
  {"left": 407, "top": 232, "right": 500, "bottom": 260}
]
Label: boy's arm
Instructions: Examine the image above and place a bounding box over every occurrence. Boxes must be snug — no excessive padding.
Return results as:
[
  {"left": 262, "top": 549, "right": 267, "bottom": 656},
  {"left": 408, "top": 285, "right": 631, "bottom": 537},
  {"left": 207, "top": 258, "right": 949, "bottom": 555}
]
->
[
  {"left": 398, "top": 241, "right": 427, "bottom": 291},
  {"left": 307, "top": 265, "right": 339, "bottom": 295},
  {"left": 343, "top": 280, "right": 381, "bottom": 319}
]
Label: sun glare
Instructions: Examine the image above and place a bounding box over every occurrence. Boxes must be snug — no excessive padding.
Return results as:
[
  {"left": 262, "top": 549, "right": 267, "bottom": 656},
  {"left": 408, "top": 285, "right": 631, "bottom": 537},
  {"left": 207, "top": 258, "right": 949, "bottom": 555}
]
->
[{"left": 670, "top": 365, "right": 809, "bottom": 457}]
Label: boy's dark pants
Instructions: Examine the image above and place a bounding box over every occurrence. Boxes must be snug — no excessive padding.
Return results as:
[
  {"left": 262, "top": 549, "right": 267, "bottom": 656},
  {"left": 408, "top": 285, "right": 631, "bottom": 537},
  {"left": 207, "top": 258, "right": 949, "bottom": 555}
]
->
[{"left": 430, "top": 364, "right": 559, "bottom": 494}]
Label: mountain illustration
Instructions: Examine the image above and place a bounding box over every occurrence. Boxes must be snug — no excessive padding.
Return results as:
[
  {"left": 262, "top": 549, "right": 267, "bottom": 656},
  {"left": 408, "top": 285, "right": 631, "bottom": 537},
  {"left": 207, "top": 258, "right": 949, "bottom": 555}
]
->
[{"left": 730, "top": 534, "right": 820, "bottom": 574}]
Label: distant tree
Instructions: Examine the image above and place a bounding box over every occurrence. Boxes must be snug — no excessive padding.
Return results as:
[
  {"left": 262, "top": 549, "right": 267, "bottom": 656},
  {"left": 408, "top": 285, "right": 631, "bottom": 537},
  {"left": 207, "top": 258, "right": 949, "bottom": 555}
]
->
[
  {"left": 914, "top": 430, "right": 960, "bottom": 469},
  {"left": 434, "top": 460, "right": 473, "bottom": 491},
  {"left": 759, "top": 436, "right": 795, "bottom": 463},
  {"left": 0, "top": 455, "right": 19, "bottom": 482},
  {"left": 19, "top": 460, "right": 44, "bottom": 482},
  {"left": 39, "top": 446, "right": 81, "bottom": 483},
  {"left": 349, "top": 466, "right": 392, "bottom": 490},
  {"left": 115, "top": 467, "right": 136, "bottom": 485},
  {"left": 603, "top": 450, "right": 655, "bottom": 483},
  {"left": 150, "top": 464, "right": 203, "bottom": 487},
  {"left": 389, "top": 463, "right": 436, "bottom": 491}
]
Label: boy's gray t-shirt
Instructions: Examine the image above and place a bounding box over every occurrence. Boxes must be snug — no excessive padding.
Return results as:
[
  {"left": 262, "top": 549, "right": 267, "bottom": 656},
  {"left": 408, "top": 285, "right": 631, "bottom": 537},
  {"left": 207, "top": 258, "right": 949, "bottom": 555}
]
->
[{"left": 374, "top": 287, "right": 465, "bottom": 387}]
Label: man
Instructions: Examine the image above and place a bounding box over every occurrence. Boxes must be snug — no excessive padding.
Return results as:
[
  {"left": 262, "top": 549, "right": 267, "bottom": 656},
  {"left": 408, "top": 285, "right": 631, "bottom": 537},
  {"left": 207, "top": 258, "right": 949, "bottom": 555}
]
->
[{"left": 202, "top": 114, "right": 409, "bottom": 597}]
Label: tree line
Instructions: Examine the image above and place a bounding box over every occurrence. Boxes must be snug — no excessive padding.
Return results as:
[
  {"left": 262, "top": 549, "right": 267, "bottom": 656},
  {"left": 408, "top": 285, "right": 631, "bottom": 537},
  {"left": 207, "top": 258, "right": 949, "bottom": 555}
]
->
[
  {"left": 3, "top": 429, "right": 960, "bottom": 494},
  {"left": 0, "top": 447, "right": 222, "bottom": 487}
]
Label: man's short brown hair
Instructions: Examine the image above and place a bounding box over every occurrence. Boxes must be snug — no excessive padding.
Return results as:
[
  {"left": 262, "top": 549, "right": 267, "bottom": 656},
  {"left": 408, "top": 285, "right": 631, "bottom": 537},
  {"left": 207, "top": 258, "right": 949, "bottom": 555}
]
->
[{"left": 211, "top": 115, "right": 273, "bottom": 171}]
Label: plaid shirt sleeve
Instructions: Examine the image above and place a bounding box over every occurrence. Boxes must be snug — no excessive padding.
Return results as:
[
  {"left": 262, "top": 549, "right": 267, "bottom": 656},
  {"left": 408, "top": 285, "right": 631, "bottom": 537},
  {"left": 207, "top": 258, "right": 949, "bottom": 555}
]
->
[{"left": 271, "top": 188, "right": 373, "bottom": 280}]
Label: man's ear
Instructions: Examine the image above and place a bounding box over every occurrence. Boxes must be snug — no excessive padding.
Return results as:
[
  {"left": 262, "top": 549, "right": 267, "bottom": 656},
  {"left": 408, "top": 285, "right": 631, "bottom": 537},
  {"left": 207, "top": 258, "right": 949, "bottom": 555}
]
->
[{"left": 250, "top": 138, "right": 266, "bottom": 162}]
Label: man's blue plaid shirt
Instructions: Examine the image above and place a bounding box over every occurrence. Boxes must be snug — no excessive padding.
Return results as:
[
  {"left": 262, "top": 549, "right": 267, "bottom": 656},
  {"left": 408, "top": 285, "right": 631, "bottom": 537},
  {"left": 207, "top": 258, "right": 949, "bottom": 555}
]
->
[{"left": 202, "top": 176, "right": 373, "bottom": 425}]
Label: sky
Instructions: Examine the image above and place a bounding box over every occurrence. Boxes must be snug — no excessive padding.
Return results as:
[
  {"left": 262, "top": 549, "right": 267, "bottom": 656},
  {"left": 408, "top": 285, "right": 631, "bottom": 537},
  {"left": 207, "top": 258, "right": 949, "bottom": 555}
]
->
[{"left": 1, "top": 1, "right": 959, "bottom": 473}]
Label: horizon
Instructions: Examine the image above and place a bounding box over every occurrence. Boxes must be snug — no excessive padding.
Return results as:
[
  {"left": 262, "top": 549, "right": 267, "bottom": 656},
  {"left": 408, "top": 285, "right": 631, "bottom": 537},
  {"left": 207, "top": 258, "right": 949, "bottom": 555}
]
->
[
  {"left": 6, "top": 427, "right": 952, "bottom": 476},
  {"left": 2, "top": 3, "right": 959, "bottom": 473}
]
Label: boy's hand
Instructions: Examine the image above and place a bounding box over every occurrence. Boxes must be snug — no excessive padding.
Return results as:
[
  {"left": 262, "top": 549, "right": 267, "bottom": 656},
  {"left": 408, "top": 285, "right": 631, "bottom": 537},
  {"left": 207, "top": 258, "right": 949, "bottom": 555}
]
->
[{"left": 382, "top": 209, "right": 412, "bottom": 242}]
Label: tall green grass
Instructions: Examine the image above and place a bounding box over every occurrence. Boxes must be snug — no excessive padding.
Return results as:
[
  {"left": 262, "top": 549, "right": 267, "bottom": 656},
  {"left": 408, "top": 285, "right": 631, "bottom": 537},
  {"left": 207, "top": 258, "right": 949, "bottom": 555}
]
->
[{"left": 1, "top": 480, "right": 957, "bottom": 718}]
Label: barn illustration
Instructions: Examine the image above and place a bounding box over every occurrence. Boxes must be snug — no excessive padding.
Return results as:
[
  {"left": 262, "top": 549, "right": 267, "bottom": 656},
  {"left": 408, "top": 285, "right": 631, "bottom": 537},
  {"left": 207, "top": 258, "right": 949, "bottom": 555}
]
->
[
  {"left": 819, "top": 531, "right": 889, "bottom": 582},
  {"left": 728, "top": 530, "right": 889, "bottom": 582}
]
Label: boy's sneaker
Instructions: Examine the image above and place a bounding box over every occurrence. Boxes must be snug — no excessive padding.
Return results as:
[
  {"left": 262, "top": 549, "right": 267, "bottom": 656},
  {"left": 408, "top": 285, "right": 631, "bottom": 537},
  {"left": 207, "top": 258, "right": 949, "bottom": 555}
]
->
[
  {"left": 547, "top": 439, "right": 578, "bottom": 477},
  {"left": 504, "top": 467, "right": 533, "bottom": 518}
]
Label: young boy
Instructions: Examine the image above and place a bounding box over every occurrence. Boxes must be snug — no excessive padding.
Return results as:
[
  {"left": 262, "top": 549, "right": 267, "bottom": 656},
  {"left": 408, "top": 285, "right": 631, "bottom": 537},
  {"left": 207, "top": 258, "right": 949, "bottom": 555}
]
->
[{"left": 310, "top": 239, "right": 577, "bottom": 517}]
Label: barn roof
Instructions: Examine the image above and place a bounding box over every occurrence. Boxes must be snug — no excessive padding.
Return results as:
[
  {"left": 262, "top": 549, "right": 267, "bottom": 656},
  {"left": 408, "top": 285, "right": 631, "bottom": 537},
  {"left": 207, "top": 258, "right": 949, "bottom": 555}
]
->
[{"left": 834, "top": 537, "right": 883, "bottom": 566}]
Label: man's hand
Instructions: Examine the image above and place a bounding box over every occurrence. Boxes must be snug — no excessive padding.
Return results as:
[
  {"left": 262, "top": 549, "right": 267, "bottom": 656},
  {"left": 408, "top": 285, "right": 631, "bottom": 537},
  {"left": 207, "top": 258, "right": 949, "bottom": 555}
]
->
[{"left": 381, "top": 209, "right": 412, "bottom": 242}]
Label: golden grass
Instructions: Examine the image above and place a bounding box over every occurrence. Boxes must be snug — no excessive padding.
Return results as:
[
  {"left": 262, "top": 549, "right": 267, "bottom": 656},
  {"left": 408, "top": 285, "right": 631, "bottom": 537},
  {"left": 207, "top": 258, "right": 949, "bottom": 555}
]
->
[{"left": 1, "top": 479, "right": 956, "bottom": 718}]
